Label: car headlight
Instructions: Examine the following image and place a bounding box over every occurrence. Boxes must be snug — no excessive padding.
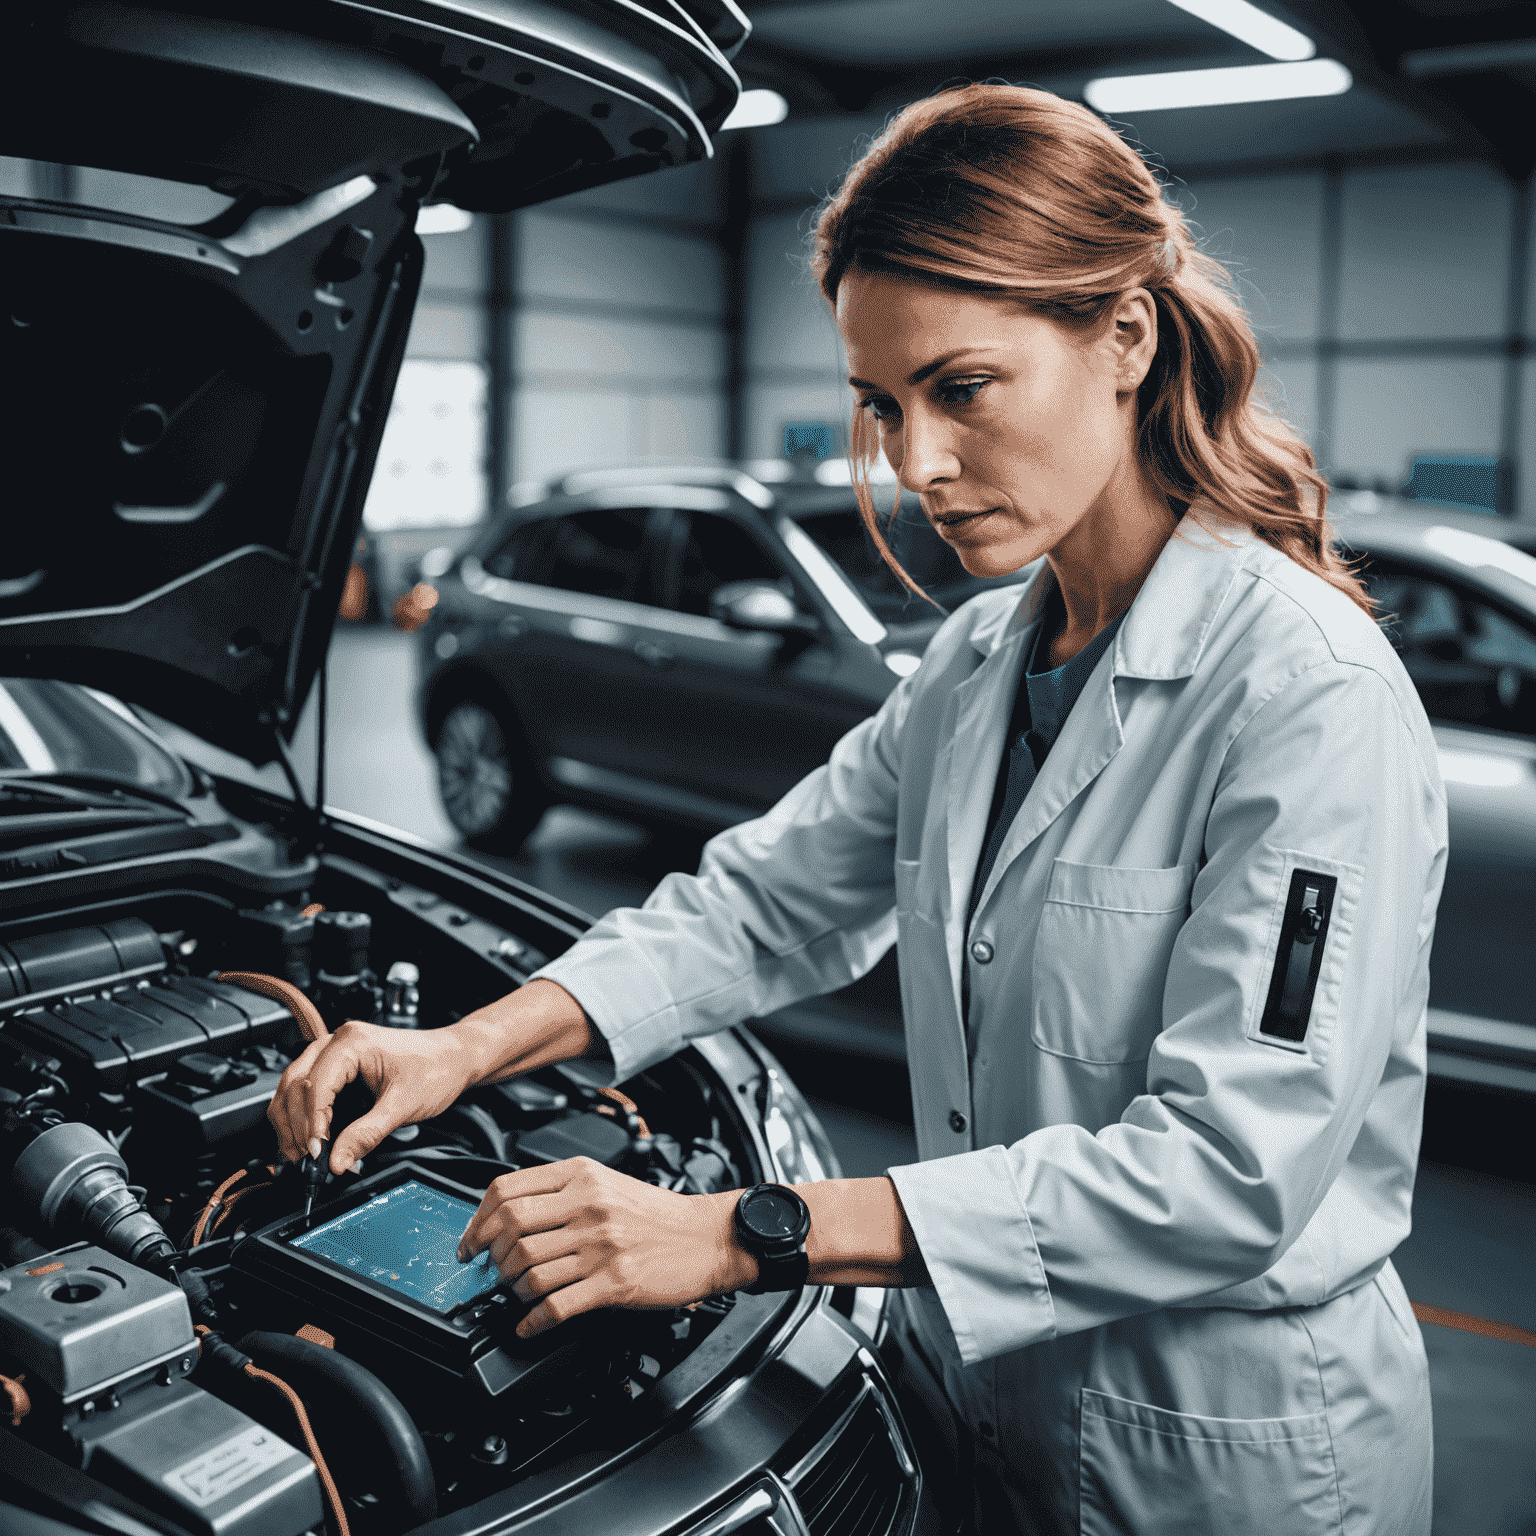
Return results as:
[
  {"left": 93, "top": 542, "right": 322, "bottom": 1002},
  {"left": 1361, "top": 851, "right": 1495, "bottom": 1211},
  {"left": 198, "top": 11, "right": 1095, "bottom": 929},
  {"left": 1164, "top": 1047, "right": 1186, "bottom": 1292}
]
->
[{"left": 761, "top": 1067, "right": 840, "bottom": 1184}]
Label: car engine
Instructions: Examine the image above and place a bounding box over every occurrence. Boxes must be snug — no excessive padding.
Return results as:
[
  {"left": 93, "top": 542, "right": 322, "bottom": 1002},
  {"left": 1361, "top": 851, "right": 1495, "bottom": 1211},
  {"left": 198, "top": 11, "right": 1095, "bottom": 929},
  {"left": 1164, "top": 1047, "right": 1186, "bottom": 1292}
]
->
[{"left": 0, "top": 890, "right": 760, "bottom": 1536}]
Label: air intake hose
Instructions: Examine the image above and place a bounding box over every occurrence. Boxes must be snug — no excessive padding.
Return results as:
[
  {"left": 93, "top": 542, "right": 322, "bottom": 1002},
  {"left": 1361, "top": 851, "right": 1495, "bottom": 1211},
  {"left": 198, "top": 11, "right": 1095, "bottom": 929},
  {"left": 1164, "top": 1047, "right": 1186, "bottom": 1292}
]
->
[{"left": 8, "top": 1121, "right": 176, "bottom": 1274}]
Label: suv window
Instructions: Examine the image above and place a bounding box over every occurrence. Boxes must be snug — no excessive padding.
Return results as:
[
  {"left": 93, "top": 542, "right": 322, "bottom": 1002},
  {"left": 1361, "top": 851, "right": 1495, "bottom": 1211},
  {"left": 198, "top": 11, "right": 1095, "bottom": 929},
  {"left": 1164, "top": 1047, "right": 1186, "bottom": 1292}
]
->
[
  {"left": 674, "top": 512, "right": 787, "bottom": 618},
  {"left": 486, "top": 509, "right": 653, "bottom": 602},
  {"left": 1367, "top": 562, "right": 1536, "bottom": 736},
  {"left": 793, "top": 507, "right": 1013, "bottom": 621}
]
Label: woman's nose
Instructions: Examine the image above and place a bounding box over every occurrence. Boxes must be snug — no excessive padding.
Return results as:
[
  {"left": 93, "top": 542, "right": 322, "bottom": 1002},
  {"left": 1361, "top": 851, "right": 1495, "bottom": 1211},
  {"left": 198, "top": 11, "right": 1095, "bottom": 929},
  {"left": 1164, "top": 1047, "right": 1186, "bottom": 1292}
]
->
[{"left": 896, "top": 411, "right": 960, "bottom": 496}]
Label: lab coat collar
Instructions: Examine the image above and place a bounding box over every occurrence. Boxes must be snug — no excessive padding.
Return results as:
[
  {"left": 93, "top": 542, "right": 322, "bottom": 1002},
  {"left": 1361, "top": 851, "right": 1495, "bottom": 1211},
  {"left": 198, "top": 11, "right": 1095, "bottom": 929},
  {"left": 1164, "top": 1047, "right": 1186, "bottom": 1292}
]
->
[
  {"left": 952, "top": 511, "right": 1259, "bottom": 956},
  {"left": 971, "top": 511, "right": 1259, "bottom": 680}
]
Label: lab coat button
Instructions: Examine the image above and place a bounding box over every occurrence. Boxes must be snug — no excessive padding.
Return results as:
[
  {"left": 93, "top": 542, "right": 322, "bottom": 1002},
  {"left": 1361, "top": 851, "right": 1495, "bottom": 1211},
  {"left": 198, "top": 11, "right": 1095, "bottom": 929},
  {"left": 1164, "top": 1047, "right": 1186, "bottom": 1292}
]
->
[
  {"left": 969, "top": 939, "right": 994, "bottom": 964},
  {"left": 948, "top": 1110, "right": 968, "bottom": 1133}
]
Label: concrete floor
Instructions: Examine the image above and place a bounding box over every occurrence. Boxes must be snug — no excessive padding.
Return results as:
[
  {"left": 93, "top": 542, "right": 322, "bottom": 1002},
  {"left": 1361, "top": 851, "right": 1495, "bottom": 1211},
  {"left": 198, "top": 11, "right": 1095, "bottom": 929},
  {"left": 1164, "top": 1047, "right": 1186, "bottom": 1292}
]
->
[{"left": 281, "top": 626, "right": 1536, "bottom": 1534}]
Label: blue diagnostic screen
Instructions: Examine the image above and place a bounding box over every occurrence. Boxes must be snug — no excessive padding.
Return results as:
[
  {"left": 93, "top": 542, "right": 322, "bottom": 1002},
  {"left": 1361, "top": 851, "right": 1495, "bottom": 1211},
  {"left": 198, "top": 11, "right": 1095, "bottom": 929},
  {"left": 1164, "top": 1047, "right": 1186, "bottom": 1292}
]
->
[{"left": 291, "top": 1180, "right": 500, "bottom": 1314}]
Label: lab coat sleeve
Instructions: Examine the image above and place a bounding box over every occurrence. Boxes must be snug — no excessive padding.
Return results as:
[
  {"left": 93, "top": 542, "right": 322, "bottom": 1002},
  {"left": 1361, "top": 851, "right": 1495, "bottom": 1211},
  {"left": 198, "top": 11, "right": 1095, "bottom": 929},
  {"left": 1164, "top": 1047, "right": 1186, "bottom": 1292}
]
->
[
  {"left": 527, "top": 672, "right": 915, "bottom": 1083},
  {"left": 888, "top": 656, "right": 1447, "bottom": 1365}
]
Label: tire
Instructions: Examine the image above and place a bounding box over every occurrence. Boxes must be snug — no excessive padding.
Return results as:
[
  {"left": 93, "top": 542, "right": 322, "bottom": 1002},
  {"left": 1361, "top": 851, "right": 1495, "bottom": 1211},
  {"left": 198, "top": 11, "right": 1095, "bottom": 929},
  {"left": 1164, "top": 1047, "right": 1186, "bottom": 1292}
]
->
[{"left": 434, "top": 699, "right": 549, "bottom": 852}]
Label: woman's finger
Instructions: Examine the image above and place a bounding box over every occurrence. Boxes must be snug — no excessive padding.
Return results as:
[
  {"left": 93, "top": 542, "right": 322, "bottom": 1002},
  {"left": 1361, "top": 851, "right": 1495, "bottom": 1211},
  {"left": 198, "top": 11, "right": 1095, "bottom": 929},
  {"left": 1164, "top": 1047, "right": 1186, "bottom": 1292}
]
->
[
  {"left": 511, "top": 1252, "right": 586, "bottom": 1302},
  {"left": 268, "top": 1036, "right": 330, "bottom": 1161},
  {"left": 459, "top": 1159, "right": 594, "bottom": 1258},
  {"left": 490, "top": 1219, "right": 578, "bottom": 1278},
  {"left": 517, "top": 1275, "right": 612, "bottom": 1338}
]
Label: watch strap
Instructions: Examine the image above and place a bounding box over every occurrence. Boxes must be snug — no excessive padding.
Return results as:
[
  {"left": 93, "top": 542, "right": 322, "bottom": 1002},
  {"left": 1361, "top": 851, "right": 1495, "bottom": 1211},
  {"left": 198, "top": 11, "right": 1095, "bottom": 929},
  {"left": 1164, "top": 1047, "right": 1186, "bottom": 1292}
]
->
[{"left": 745, "top": 1247, "right": 810, "bottom": 1294}]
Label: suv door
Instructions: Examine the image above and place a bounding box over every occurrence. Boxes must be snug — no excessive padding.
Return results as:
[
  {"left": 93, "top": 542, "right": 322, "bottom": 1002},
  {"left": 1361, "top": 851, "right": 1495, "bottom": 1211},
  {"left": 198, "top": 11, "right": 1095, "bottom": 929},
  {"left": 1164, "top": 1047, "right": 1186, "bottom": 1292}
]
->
[
  {"left": 647, "top": 509, "right": 871, "bottom": 814},
  {"left": 1363, "top": 558, "right": 1536, "bottom": 1033},
  {"left": 471, "top": 505, "right": 674, "bottom": 776}
]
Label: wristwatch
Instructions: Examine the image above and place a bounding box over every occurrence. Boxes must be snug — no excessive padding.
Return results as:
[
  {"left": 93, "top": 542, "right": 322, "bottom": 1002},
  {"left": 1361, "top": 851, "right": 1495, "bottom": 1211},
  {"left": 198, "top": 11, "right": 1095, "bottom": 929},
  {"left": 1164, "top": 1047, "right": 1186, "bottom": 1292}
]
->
[{"left": 732, "top": 1182, "right": 811, "bottom": 1294}]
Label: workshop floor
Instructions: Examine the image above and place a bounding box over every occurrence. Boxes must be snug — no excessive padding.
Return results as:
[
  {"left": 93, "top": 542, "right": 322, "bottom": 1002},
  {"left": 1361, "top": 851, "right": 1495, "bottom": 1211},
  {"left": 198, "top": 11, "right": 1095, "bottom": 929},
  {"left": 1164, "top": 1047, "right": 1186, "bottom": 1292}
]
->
[{"left": 291, "top": 626, "right": 1536, "bottom": 1535}]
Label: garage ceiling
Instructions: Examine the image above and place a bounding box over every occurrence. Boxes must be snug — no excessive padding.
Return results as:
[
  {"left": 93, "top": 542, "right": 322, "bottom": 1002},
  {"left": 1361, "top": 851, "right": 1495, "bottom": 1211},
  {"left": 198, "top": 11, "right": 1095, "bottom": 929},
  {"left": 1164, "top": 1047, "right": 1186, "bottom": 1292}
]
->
[{"left": 738, "top": 0, "right": 1536, "bottom": 178}]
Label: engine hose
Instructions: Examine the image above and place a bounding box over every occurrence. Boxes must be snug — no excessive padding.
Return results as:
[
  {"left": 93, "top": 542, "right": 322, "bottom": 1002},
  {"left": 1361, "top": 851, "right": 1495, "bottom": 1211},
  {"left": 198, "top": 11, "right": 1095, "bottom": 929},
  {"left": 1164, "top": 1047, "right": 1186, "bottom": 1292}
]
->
[
  {"left": 218, "top": 971, "right": 328, "bottom": 1045},
  {"left": 237, "top": 1331, "right": 437, "bottom": 1529},
  {"left": 194, "top": 1327, "right": 351, "bottom": 1536}
]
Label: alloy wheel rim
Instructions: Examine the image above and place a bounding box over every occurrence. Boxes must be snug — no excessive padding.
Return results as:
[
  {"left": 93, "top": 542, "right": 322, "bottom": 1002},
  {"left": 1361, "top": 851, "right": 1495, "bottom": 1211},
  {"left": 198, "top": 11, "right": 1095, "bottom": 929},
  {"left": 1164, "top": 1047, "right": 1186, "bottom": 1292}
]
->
[{"left": 438, "top": 703, "right": 513, "bottom": 836}]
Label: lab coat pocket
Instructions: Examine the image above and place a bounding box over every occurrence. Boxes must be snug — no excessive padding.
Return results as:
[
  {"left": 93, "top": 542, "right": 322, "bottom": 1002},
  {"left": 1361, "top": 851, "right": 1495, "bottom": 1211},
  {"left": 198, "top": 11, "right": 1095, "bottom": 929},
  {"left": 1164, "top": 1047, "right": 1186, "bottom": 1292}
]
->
[
  {"left": 1079, "top": 1388, "right": 1341, "bottom": 1536},
  {"left": 1032, "top": 861, "right": 1195, "bottom": 1064}
]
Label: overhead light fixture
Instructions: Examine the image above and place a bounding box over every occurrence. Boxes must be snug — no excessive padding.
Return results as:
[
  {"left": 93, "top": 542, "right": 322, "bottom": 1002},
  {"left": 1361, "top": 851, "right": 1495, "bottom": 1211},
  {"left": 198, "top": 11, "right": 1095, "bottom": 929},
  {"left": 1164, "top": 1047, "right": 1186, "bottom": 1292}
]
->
[
  {"left": 1165, "top": 0, "right": 1315, "bottom": 62},
  {"left": 1085, "top": 58, "right": 1351, "bottom": 113},
  {"left": 415, "top": 204, "right": 474, "bottom": 236},
  {"left": 719, "top": 88, "right": 789, "bottom": 131}
]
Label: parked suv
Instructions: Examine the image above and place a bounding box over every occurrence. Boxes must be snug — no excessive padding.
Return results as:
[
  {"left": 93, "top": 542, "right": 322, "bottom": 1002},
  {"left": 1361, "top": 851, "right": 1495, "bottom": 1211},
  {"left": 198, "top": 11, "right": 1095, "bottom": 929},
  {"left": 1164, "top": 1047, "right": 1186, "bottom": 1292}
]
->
[{"left": 419, "top": 462, "right": 1025, "bottom": 849}]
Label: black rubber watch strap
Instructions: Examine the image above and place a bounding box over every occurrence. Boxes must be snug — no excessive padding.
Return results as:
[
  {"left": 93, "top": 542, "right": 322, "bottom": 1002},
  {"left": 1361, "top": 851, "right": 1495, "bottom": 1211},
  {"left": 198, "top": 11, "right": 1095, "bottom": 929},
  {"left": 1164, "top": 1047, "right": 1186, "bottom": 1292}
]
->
[{"left": 745, "top": 1248, "right": 810, "bottom": 1294}]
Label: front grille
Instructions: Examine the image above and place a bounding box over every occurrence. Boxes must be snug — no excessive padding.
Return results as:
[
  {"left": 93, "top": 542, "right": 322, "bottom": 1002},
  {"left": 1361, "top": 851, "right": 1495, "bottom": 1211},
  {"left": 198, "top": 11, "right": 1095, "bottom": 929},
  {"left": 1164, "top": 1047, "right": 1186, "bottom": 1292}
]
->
[{"left": 784, "top": 1381, "right": 910, "bottom": 1536}]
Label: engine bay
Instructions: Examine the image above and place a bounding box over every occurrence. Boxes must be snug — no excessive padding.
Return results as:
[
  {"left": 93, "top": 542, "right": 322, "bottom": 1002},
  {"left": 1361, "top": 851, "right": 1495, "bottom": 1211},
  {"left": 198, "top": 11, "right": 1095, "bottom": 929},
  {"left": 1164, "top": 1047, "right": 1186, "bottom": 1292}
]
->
[{"left": 0, "top": 881, "right": 766, "bottom": 1536}]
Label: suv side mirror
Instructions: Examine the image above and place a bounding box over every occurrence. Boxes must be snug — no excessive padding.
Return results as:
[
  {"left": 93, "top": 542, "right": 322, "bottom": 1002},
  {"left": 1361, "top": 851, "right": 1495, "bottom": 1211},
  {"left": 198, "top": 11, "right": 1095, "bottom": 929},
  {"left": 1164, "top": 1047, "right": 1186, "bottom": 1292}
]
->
[{"left": 711, "top": 581, "right": 813, "bottom": 632}]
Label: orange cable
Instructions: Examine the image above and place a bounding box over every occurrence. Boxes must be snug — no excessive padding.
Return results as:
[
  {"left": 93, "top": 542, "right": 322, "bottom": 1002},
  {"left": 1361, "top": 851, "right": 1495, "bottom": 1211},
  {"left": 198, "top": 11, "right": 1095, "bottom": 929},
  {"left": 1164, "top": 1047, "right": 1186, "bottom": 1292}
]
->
[
  {"left": 193, "top": 1167, "right": 254, "bottom": 1247},
  {"left": 211, "top": 1182, "right": 272, "bottom": 1238},
  {"left": 1412, "top": 1300, "right": 1536, "bottom": 1349},
  {"left": 597, "top": 1086, "right": 650, "bottom": 1139},
  {"left": 1, "top": 1372, "right": 30, "bottom": 1428},
  {"left": 244, "top": 1363, "right": 352, "bottom": 1536},
  {"left": 219, "top": 970, "right": 329, "bottom": 1044}
]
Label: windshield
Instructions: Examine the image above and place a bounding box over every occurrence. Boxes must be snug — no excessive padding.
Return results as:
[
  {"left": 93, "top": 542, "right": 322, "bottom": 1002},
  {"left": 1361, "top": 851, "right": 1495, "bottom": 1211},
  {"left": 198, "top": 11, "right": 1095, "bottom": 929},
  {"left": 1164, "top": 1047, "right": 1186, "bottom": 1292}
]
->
[
  {"left": 792, "top": 506, "right": 1025, "bottom": 623},
  {"left": 0, "top": 679, "right": 191, "bottom": 796}
]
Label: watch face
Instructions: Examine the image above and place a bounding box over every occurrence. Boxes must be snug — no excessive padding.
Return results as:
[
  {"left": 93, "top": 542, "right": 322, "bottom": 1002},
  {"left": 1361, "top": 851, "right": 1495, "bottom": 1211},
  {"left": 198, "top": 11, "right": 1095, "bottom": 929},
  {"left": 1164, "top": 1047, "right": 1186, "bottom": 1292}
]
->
[{"left": 739, "top": 1185, "right": 805, "bottom": 1243}]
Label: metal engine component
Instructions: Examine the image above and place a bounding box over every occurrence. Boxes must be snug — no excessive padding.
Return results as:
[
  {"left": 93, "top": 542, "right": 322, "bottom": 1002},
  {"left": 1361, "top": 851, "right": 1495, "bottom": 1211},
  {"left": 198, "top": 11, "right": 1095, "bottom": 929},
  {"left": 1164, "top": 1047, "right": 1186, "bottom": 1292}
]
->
[
  {"left": 74, "top": 1379, "right": 321, "bottom": 1536},
  {"left": 10, "top": 1122, "right": 176, "bottom": 1272},
  {"left": 383, "top": 959, "right": 421, "bottom": 1029},
  {"left": 0, "top": 1246, "right": 321, "bottom": 1536},
  {"left": 0, "top": 1245, "right": 192, "bottom": 1404}
]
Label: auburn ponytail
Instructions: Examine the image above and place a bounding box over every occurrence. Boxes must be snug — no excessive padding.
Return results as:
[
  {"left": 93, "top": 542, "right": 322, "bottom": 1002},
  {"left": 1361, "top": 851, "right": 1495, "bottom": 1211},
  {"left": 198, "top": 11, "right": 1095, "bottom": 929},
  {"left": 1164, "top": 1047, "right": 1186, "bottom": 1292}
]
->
[{"left": 812, "top": 84, "right": 1371, "bottom": 613}]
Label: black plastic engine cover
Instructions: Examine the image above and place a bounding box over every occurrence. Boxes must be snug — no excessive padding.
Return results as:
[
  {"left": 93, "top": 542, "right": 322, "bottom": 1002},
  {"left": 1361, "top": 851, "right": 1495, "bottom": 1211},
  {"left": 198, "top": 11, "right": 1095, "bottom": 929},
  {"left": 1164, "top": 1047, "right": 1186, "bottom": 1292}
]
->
[{"left": 9, "top": 975, "right": 292, "bottom": 1090}]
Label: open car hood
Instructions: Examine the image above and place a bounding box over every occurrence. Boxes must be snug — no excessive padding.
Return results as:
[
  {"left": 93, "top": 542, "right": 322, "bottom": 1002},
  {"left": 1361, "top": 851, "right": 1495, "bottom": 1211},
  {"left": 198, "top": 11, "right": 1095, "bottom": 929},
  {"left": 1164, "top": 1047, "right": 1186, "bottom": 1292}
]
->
[{"left": 0, "top": 0, "right": 745, "bottom": 765}]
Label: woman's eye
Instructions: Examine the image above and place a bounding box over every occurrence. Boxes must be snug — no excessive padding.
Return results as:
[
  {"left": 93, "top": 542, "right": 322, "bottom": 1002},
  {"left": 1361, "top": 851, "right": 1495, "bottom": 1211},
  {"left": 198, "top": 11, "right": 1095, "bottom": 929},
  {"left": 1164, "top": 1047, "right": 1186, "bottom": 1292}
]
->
[
  {"left": 938, "top": 379, "right": 986, "bottom": 406},
  {"left": 863, "top": 397, "right": 900, "bottom": 423}
]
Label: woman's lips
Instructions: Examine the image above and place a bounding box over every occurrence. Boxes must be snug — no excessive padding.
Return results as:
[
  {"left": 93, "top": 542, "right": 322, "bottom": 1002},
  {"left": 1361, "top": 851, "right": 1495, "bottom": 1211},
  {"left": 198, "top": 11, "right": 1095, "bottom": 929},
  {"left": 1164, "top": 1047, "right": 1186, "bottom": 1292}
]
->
[{"left": 931, "top": 507, "right": 998, "bottom": 536}]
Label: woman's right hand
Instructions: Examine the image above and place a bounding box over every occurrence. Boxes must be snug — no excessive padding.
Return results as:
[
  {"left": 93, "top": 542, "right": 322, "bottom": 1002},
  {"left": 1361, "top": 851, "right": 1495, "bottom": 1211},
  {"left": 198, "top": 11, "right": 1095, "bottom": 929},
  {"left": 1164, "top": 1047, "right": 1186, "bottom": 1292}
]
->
[{"left": 267, "top": 977, "right": 594, "bottom": 1173}]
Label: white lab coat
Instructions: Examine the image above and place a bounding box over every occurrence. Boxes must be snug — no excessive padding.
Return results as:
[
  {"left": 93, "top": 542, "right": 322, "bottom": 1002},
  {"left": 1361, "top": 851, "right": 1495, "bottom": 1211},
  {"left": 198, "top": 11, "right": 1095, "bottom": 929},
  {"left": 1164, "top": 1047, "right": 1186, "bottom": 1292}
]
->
[{"left": 535, "top": 515, "right": 1446, "bottom": 1535}]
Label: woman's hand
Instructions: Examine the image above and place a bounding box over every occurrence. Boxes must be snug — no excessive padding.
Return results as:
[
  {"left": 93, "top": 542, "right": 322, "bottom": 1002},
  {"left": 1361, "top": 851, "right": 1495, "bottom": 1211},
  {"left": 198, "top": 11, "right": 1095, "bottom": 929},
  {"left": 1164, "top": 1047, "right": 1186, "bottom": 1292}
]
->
[
  {"left": 269, "top": 978, "right": 594, "bottom": 1173},
  {"left": 269, "top": 1020, "right": 485, "bottom": 1171},
  {"left": 457, "top": 1158, "right": 755, "bottom": 1337}
]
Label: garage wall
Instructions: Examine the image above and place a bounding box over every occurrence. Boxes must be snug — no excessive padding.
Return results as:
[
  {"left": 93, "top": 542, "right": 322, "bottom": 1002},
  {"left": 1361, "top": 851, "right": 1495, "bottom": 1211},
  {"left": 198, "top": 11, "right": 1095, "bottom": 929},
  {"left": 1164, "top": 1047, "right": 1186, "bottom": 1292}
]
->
[
  {"left": 507, "top": 157, "right": 730, "bottom": 490},
  {"left": 736, "top": 122, "right": 1536, "bottom": 524}
]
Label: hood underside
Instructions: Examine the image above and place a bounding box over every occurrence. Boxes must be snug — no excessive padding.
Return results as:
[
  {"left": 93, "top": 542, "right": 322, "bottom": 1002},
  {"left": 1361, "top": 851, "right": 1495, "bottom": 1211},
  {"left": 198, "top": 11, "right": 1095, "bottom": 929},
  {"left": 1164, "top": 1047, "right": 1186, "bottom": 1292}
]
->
[{"left": 0, "top": 0, "right": 745, "bottom": 764}]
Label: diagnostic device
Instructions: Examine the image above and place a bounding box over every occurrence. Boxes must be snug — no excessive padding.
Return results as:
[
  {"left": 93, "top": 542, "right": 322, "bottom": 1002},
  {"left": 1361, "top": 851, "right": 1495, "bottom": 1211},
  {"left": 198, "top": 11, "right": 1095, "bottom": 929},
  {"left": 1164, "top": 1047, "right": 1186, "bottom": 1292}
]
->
[
  {"left": 233, "top": 1163, "right": 590, "bottom": 1407},
  {"left": 290, "top": 1178, "right": 500, "bottom": 1315}
]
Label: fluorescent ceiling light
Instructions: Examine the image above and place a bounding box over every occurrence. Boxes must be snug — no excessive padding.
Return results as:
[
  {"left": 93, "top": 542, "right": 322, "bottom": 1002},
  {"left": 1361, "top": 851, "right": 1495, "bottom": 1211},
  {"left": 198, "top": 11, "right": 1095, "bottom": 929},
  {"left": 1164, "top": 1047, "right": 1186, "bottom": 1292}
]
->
[
  {"left": 415, "top": 204, "right": 473, "bottom": 236},
  {"left": 720, "top": 88, "right": 789, "bottom": 131},
  {"left": 1166, "top": 0, "right": 1315, "bottom": 61},
  {"left": 1085, "top": 59, "right": 1351, "bottom": 113}
]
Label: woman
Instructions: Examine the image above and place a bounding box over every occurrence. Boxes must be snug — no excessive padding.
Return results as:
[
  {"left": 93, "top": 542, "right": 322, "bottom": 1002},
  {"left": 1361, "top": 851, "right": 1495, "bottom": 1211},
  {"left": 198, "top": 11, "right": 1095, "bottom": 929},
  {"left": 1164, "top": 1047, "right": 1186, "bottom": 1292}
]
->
[{"left": 271, "top": 86, "right": 1445, "bottom": 1534}]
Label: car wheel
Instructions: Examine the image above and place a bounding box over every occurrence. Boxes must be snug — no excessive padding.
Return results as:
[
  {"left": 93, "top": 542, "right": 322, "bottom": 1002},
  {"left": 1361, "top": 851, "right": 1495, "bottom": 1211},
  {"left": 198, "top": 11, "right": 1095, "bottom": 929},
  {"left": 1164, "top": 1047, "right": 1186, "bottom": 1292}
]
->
[{"left": 435, "top": 700, "right": 549, "bottom": 851}]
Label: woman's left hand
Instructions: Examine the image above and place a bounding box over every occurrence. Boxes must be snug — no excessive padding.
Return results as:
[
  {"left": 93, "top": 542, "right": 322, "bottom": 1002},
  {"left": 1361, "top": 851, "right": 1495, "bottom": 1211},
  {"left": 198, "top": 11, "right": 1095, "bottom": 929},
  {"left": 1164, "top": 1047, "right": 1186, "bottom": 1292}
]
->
[{"left": 457, "top": 1157, "right": 755, "bottom": 1337}]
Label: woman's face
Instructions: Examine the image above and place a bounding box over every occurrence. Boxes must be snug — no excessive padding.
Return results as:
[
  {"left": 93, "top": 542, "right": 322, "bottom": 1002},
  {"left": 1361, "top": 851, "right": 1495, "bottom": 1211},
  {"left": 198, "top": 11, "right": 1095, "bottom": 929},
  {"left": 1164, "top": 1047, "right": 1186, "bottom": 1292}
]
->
[{"left": 836, "top": 269, "right": 1158, "bottom": 579}]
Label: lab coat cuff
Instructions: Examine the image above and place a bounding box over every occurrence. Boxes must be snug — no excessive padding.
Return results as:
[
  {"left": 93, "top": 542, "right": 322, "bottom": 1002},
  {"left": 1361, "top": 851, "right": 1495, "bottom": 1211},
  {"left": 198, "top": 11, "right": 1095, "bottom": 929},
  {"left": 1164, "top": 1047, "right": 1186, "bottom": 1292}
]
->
[
  {"left": 888, "top": 1146, "right": 1056, "bottom": 1367},
  {"left": 529, "top": 942, "right": 682, "bottom": 1085}
]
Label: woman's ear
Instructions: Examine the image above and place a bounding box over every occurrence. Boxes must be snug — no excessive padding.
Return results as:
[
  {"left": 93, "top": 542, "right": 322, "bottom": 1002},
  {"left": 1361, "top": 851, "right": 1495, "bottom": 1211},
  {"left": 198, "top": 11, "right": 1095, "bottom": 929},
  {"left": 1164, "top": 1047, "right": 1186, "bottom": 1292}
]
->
[{"left": 1109, "top": 288, "right": 1159, "bottom": 394}]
